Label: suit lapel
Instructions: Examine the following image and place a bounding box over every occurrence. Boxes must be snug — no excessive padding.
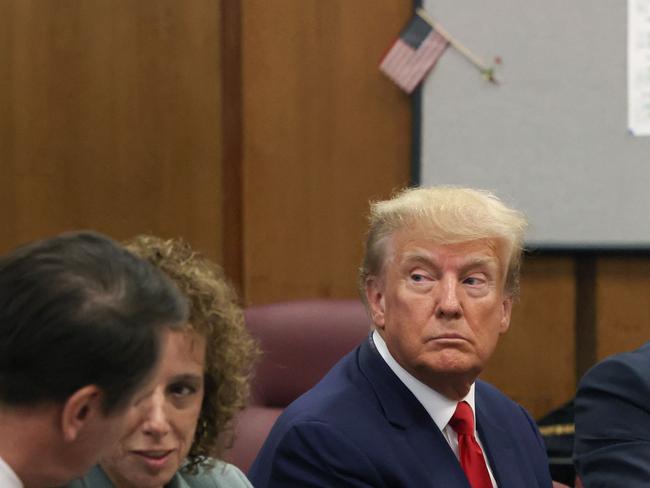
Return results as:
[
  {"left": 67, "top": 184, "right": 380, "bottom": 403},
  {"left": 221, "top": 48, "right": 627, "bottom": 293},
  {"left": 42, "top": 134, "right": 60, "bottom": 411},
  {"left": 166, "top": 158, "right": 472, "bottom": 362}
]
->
[
  {"left": 401, "top": 417, "right": 473, "bottom": 488},
  {"left": 357, "top": 336, "right": 471, "bottom": 488},
  {"left": 356, "top": 338, "right": 542, "bottom": 488},
  {"left": 476, "top": 388, "right": 531, "bottom": 488}
]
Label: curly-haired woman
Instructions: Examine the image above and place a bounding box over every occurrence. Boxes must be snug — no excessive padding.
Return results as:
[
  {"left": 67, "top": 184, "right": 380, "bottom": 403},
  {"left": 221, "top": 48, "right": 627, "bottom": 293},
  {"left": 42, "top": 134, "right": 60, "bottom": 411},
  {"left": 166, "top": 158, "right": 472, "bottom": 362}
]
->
[{"left": 67, "top": 235, "right": 258, "bottom": 488}]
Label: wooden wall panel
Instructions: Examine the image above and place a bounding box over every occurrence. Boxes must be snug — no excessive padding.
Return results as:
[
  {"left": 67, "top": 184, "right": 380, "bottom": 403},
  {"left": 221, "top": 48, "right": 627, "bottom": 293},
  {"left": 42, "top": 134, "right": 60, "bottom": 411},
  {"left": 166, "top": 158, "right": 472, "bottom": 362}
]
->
[
  {"left": 241, "top": 0, "right": 412, "bottom": 304},
  {"left": 596, "top": 257, "right": 650, "bottom": 360},
  {"left": 482, "top": 256, "right": 576, "bottom": 418},
  {"left": 0, "top": 1, "right": 223, "bottom": 261}
]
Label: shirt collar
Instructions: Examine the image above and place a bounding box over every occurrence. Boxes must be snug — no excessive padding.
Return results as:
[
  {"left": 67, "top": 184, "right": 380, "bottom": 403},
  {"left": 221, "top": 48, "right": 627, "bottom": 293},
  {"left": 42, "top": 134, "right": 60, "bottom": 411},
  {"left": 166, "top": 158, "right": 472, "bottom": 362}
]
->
[
  {"left": 372, "top": 330, "right": 476, "bottom": 432},
  {"left": 0, "top": 455, "right": 23, "bottom": 488}
]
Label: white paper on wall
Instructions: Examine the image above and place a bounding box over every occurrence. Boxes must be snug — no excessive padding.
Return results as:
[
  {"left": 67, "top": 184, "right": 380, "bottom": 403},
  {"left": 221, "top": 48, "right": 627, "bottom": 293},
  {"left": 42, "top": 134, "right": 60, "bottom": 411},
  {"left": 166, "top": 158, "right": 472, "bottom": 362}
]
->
[{"left": 628, "top": 0, "right": 650, "bottom": 136}]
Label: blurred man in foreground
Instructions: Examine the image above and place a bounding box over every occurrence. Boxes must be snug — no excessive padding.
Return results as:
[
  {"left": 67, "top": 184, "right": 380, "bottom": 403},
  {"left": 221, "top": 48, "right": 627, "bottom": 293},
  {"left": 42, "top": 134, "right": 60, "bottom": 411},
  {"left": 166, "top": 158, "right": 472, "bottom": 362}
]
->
[
  {"left": 250, "top": 186, "right": 552, "bottom": 487},
  {"left": 574, "top": 342, "right": 650, "bottom": 487},
  {"left": 0, "top": 231, "right": 188, "bottom": 488}
]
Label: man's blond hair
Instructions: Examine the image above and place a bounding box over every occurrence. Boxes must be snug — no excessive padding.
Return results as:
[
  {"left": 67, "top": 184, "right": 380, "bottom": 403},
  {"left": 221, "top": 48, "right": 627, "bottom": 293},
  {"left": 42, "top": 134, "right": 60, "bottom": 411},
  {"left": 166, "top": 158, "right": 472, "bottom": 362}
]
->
[{"left": 359, "top": 186, "right": 528, "bottom": 297}]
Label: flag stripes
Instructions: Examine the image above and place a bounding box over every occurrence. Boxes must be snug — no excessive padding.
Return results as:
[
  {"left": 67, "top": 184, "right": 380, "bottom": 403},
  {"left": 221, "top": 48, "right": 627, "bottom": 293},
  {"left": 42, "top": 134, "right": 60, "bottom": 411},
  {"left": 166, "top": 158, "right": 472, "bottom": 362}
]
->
[{"left": 380, "top": 17, "right": 448, "bottom": 93}]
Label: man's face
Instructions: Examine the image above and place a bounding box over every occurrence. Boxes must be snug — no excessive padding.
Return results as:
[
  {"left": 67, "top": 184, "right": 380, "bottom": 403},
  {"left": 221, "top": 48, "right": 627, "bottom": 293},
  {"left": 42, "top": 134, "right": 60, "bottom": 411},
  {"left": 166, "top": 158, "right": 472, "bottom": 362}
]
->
[{"left": 366, "top": 228, "right": 512, "bottom": 398}]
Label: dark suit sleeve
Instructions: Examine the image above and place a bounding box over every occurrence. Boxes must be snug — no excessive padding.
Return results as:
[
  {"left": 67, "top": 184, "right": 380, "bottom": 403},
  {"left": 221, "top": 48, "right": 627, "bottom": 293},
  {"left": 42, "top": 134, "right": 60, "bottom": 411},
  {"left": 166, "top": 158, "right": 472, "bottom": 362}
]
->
[
  {"left": 574, "top": 353, "right": 650, "bottom": 487},
  {"left": 263, "top": 421, "right": 387, "bottom": 488}
]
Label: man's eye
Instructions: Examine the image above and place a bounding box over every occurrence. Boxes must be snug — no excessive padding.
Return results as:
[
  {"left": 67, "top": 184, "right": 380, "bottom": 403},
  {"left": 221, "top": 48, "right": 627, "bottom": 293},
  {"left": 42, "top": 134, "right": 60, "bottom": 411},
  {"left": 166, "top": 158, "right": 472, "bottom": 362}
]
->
[
  {"left": 463, "top": 275, "right": 486, "bottom": 286},
  {"left": 410, "top": 273, "right": 428, "bottom": 282}
]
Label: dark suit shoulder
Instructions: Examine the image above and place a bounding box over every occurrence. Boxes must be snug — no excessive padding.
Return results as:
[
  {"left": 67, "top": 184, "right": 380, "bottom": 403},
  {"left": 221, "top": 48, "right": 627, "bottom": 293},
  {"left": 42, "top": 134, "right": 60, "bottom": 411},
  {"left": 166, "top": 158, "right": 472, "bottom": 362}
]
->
[
  {"left": 574, "top": 342, "right": 650, "bottom": 487},
  {"left": 578, "top": 342, "right": 650, "bottom": 397},
  {"left": 476, "top": 379, "right": 548, "bottom": 450},
  {"left": 476, "top": 380, "right": 538, "bottom": 424},
  {"left": 268, "top": 345, "right": 391, "bottom": 449},
  {"left": 476, "top": 379, "right": 516, "bottom": 403}
]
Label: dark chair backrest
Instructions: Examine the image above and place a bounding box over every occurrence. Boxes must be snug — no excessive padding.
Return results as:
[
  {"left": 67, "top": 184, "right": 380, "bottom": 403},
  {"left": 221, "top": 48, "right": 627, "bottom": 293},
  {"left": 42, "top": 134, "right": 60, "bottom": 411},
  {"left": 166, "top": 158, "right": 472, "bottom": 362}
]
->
[{"left": 224, "top": 299, "right": 371, "bottom": 473}]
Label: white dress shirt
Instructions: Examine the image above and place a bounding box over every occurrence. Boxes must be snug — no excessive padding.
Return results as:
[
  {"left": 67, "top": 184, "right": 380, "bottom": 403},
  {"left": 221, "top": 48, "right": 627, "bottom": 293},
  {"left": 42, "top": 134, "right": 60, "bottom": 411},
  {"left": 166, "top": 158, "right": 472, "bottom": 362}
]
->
[
  {"left": 0, "top": 456, "right": 23, "bottom": 488},
  {"left": 373, "top": 330, "right": 498, "bottom": 487}
]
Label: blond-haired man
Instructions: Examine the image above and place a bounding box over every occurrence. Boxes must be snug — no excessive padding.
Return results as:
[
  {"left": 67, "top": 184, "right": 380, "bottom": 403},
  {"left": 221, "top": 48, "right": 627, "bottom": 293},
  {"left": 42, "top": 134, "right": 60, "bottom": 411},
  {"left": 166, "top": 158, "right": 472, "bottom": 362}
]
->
[{"left": 250, "top": 187, "right": 552, "bottom": 488}]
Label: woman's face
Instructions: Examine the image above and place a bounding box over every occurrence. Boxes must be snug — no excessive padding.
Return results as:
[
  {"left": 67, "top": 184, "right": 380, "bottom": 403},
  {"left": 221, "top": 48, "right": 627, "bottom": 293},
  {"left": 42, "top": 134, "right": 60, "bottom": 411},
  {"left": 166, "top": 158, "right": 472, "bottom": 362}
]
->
[{"left": 101, "top": 329, "right": 206, "bottom": 488}]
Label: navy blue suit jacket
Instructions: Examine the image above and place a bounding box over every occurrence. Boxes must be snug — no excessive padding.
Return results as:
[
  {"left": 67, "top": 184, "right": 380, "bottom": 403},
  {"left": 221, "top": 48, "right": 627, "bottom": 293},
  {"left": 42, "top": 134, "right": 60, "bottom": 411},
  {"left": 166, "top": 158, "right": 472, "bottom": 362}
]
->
[
  {"left": 574, "top": 341, "right": 650, "bottom": 487},
  {"left": 249, "top": 337, "right": 552, "bottom": 487}
]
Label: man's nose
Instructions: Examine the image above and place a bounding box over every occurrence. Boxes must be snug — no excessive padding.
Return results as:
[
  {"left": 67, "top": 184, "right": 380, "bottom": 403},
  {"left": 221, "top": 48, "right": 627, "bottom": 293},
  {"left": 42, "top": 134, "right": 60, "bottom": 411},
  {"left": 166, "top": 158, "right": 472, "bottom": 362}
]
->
[
  {"left": 140, "top": 392, "right": 171, "bottom": 438},
  {"left": 435, "top": 276, "right": 462, "bottom": 319}
]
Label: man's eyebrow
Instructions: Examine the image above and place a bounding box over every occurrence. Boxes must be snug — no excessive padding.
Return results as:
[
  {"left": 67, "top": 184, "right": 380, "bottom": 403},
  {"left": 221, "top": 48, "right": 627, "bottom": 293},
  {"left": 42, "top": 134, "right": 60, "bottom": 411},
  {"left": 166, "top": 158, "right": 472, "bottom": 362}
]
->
[
  {"left": 459, "top": 256, "right": 499, "bottom": 273},
  {"left": 401, "top": 250, "right": 439, "bottom": 266}
]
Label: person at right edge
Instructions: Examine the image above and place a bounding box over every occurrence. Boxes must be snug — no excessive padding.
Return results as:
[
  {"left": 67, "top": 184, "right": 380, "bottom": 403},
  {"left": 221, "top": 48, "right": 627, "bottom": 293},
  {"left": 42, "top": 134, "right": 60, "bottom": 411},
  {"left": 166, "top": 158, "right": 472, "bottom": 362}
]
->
[
  {"left": 249, "top": 186, "right": 553, "bottom": 487},
  {"left": 574, "top": 342, "right": 650, "bottom": 488}
]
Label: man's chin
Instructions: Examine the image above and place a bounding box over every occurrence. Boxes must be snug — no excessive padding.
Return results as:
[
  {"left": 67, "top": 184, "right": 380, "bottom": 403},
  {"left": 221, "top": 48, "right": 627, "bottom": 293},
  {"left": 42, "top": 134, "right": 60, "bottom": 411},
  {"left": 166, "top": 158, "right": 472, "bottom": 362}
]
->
[
  {"left": 417, "top": 356, "right": 482, "bottom": 385},
  {"left": 426, "top": 348, "right": 480, "bottom": 370}
]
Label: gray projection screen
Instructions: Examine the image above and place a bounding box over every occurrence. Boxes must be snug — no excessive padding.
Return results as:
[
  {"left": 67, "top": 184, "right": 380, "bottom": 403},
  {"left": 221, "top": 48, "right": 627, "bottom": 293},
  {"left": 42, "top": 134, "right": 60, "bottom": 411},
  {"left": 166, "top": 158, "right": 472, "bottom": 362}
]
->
[{"left": 418, "top": 0, "right": 650, "bottom": 249}]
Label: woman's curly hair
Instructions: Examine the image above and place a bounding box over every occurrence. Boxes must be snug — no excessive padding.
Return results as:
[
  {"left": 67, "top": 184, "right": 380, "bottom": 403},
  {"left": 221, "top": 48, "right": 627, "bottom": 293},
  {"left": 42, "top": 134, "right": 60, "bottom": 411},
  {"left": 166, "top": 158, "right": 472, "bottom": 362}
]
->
[{"left": 124, "top": 235, "right": 259, "bottom": 474}]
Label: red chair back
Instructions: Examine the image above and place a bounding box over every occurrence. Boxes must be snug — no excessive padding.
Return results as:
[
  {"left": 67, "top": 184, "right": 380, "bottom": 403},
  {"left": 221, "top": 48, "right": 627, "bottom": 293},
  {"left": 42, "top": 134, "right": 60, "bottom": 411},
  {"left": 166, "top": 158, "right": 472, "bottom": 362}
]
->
[{"left": 224, "top": 299, "right": 371, "bottom": 472}]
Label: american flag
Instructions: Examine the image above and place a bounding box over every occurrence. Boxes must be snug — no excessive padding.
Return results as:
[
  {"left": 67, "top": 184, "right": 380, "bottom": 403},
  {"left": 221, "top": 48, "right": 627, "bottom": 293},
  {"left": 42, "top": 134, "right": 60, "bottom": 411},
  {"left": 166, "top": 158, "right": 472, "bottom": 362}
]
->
[{"left": 380, "top": 11, "right": 449, "bottom": 94}]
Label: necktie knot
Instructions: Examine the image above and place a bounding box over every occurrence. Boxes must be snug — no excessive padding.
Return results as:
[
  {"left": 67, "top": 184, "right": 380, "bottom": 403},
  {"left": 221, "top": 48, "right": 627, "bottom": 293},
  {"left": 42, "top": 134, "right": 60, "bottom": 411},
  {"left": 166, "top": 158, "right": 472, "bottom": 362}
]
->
[{"left": 449, "top": 401, "right": 475, "bottom": 436}]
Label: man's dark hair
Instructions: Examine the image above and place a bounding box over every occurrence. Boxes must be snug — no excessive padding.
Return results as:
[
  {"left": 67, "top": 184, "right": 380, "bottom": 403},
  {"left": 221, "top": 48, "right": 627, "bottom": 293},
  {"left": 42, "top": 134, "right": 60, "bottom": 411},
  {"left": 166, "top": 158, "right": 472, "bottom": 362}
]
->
[{"left": 0, "top": 231, "right": 188, "bottom": 413}]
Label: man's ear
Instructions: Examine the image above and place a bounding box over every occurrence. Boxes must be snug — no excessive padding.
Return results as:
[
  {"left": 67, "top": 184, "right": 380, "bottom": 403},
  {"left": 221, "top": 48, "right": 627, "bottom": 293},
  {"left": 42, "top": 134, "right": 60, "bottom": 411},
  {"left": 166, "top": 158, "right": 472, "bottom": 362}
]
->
[
  {"left": 499, "top": 295, "right": 513, "bottom": 334},
  {"left": 365, "top": 277, "right": 386, "bottom": 329},
  {"left": 60, "top": 385, "right": 103, "bottom": 443}
]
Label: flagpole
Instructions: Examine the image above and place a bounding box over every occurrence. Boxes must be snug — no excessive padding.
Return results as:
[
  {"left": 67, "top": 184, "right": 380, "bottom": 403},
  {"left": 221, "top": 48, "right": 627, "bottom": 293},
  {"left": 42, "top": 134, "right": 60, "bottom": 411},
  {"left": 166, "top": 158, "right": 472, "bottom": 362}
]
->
[{"left": 416, "top": 8, "right": 498, "bottom": 84}]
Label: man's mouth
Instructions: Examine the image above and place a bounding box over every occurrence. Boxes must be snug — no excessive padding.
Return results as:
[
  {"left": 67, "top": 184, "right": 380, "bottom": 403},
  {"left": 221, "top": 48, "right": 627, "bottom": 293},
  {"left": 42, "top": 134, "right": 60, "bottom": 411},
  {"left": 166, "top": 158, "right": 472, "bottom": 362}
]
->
[{"left": 431, "top": 333, "right": 467, "bottom": 341}]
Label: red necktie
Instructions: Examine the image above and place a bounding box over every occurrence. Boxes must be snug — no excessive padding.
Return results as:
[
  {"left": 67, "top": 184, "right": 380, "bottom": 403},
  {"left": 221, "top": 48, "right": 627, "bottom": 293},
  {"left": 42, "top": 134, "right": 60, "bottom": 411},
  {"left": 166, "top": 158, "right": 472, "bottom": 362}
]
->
[{"left": 448, "top": 401, "right": 493, "bottom": 488}]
